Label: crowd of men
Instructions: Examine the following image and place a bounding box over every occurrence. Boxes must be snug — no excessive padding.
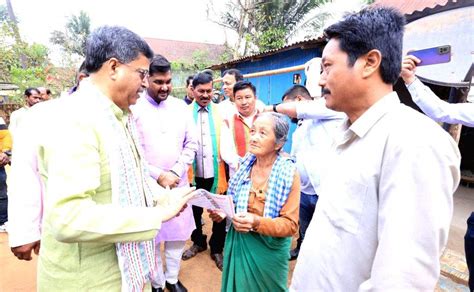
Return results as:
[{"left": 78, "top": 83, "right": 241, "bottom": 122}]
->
[{"left": 2, "top": 5, "right": 472, "bottom": 292}]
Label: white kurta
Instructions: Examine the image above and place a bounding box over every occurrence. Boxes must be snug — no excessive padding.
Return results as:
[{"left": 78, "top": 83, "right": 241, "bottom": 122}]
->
[{"left": 291, "top": 92, "right": 460, "bottom": 291}]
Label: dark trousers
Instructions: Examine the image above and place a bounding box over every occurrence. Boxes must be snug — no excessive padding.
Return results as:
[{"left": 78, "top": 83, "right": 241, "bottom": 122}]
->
[
  {"left": 190, "top": 177, "right": 226, "bottom": 254},
  {"left": 465, "top": 212, "right": 474, "bottom": 291},
  {"left": 0, "top": 166, "right": 7, "bottom": 225},
  {"left": 296, "top": 192, "right": 318, "bottom": 250}
]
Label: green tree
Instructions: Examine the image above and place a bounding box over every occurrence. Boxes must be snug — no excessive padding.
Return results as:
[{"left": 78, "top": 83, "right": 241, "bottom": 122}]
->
[
  {"left": 50, "top": 10, "right": 91, "bottom": 57},
  {"left": 208, "top": 0, "right": 329, "bottom": 57},
  {"left": 0, "top": 4, "right": 51, "bottom": 102}
]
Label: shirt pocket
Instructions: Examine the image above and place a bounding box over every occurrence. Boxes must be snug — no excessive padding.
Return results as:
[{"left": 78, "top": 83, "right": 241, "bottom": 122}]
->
[{"left": 322, "top": 179, "right": 368, "bottom": 235}]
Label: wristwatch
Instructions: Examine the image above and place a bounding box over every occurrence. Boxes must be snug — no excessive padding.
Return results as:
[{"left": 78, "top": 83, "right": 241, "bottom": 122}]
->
[{"left": 272, "top": 104, "right": 279, "bottom": 113}]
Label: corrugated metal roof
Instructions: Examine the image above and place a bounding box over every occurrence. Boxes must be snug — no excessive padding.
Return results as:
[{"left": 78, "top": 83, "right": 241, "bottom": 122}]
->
[
  {"left": 373, "top": 0, "right": 449, "bottom": 15},
  {"left": 211, "top": 0, "right": 469, "bottom": 69},
  {"left": 210, "top": 36, "right": 326, "bottom": 70}
]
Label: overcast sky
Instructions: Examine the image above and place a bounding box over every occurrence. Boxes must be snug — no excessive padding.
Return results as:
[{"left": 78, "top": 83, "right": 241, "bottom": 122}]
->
[
  {"left": 6, "top": 0, "right": 368, "bottom": 47},
  {"left": 4, "top": 0, "right": 230, "bottom": 47}
]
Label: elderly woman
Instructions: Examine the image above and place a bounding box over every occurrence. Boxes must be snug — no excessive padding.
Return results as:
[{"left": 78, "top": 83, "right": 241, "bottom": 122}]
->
[{"left": 213, "top": 112, "right": 300, "bottom": 291}]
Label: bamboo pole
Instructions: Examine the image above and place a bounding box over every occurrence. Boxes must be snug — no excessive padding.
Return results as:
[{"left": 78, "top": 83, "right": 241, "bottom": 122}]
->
[{"left": 213, "top": 64, "right": 306, "bottom": 82}]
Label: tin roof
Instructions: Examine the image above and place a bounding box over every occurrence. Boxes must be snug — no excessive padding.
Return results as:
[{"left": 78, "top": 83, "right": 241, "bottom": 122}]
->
[
  {"left": 144, "top": 38, "right": 226, "bottom": 63},
  {"left": 211, "top": 0, "right": 469, "bottom": 69},
  {"left": 210, "top": 36, "right": 326, "bottom": 70}
]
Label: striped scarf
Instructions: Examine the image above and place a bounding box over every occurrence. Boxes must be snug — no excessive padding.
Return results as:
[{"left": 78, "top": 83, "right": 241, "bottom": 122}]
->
[
  {"left": 228, "top": 153, "right": 296, "bottom": 218},
  {"left": 99, "top": 92, "right": 157, "bottom": 291}
]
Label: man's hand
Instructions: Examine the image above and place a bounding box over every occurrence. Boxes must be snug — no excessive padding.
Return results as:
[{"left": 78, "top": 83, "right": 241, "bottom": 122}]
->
[
  {"left": 157, "top": 171, "right": 180, "bottom": 189},
  {"left": 232, "top": 212, "right": 260, "bottom": 233},
  {"left": 155, "top": 186, "right": 197, "bottom": 221},
  {"left": 208, "top": 209, "right": 226, "bottom": 223},
  {"left": 0, "top": 152, "right": 9, "bottom": 167},
  {"left": 11, "top": 240, "right": 41, "bottom": 261},
  {"left": 401, "top": 55, "right": 421, "bottom": 85}
]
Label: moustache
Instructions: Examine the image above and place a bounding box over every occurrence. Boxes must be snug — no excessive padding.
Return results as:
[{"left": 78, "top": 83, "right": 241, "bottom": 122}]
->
[{"left": 321, "top": 88, "right": 331, "bottom": 95}]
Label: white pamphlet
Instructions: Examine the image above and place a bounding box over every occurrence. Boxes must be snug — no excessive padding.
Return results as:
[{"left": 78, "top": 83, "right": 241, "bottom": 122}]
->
[{"left": 188, "top": 189, "right": 235, "bottom": 218}]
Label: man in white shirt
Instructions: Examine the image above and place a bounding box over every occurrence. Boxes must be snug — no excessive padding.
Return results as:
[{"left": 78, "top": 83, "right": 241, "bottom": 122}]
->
[
  {"left": 401, "top": 54, "right": 474, "bottom": 291},
  {"left": 401, "top": 55, "right": 474, "bottom": 127},
  {"left": 9, "top": 87, "right": 42, "bottom": 136},
  {"left": 291, "top": 7, "right": 460, "bottom": 291},
  {"left": 182, "top": 72, "right": 237, "bottom": 271},
  {"left": 278, "top": 85, "right": 344, "bottom": 260}
]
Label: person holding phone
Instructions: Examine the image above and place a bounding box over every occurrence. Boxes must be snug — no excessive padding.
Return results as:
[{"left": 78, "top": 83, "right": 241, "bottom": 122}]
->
[
  {"left": 401, "top": 54, "right": 474, "bottom": 126},
  {"left": 402, "top": 54, "right": 474, "bottom": 291}
]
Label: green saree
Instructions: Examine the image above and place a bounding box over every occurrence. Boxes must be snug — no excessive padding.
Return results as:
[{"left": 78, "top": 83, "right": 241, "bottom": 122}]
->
[{"left": 221, "top": 227, "right": 292, "bottom": 292}]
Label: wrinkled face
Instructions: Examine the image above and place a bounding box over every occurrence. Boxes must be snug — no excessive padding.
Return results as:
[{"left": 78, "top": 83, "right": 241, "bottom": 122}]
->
[
  {"left": 186, "top": 82, "right": 194, "bottom": 100},
  {"left": 193, "top": 82, "right": 213, "bottom": 107},
  {"left": 26, "top": 89, "right": 42, "bottom": 107},
  {"left": 222, "top": 73, "right": 237, "bottom": 99},
  {"left": 249, "top": 115, "right": 279, "bottom": 157},
  {"left": 113, "top": 54, "right": 150, "bottom": 109},
  {"left": 147, "top": 71, "right": 172, "bottom": 104},
  {"left": 234, "top": 87, "right": 256, "bottom": 117},
  {"left": 319, "top": 38, "right": 358, "bottom": 113}
]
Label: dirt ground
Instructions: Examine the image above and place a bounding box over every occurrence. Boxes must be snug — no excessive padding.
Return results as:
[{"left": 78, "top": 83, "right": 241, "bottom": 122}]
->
[
  {"left": 0, "top": 214, "right": 297, "bottom": 292},
  {"left": 1, "top": 186, "right": 472, "bottom": 291}
]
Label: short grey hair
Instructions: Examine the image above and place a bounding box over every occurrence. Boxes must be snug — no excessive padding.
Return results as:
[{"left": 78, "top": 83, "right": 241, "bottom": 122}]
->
[
  {"left": 85, "top": 26, "right": 154, "bottom": 73},
  {"left": 257, "top": 112, "right": 289, "bottom": 148}
]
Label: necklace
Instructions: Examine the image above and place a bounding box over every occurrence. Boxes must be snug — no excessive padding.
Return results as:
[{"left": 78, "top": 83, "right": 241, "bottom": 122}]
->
[{"left": 250, "top": 167, "right": 271, "bottom": 194}]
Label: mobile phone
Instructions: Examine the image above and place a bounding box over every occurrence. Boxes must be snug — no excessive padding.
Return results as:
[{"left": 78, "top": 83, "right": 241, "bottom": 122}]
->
[{"left": 409, "top": 45, "right": 451, "bottom": 66}]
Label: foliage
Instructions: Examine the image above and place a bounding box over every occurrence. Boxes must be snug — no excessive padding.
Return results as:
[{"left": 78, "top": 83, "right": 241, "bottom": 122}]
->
[
  {"left": 208, "top": 0, "right": 329, "bottom": 57},
  {"left": 50, "top": 10, "right": 90, "bottom": 57},
  {"left": 0, "top": 4, "right": 80, "bottom": 104},
  {"left": 0, "top": 8, "right": 52, "bottom": 103}
]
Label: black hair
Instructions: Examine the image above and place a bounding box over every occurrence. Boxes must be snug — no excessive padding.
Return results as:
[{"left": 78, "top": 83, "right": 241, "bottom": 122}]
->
[
  {"left": 149, "top": 54, "right": 171, "bottom": 76},
  {"left": 186, "top": 75, "right": 194, "bottom": 87},
  {"left": 84, "top": 26, "right": 154, "bottom": 73},
  {"left": 223, "top": 68, "right": 243, "bottom": 82},
  {"left": 233, "top": 80, "right": 256, "bottom": 96},
  {"left": 24, "top": 87, "right": 39, "bottom": 97},
  {"left": 324, "top": 6, "right": 405, "bottom": 84},
  {"left": 201, "top": 69, "right": 214, "bottom": 77},
  {"left": 192, "top": 72, "right": 213, "bottom": 88},
  {"left": 281, "top": 85, "right": 312, "bottom": 101}
]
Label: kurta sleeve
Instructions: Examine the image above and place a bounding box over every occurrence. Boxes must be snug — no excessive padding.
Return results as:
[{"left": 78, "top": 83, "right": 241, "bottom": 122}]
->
[
  {"left": 255, "top": 172, "right": 300, "bottom": 237},
  {"left": 407, "top": 78, "right": 474, "bottom": 127},
  {"left": 39, "top": 119, "right": 164, "bottom": 244},
  {"left": 8, "top": 118, "right": 43, "bottom": 247},
  {"left": 170, "top": 106, "right": 198, "bottom": 178}
]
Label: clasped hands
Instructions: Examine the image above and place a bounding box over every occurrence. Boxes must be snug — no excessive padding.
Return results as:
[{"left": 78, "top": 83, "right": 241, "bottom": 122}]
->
[{"left": 209, "top": 210, "right": 260, "bottom": 233}]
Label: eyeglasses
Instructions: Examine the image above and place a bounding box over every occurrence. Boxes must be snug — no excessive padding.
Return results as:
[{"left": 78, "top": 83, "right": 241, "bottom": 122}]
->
[{"left": 121, "top": 63, "right": 149, "bottom": 80}]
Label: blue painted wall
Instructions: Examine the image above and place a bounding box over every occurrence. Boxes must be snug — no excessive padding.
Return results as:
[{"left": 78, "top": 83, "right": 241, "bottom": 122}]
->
[{"left": 222, "top": 46, "right": 323, "bottom": 152}]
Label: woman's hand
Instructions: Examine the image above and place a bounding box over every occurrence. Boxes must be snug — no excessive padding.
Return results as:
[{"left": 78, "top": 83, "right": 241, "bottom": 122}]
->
[
  {"left": 232, "top": 212, "right": 261, "bottom": 233},
  {"left": 208, "top": 209, "right": 226, "bottom": 223}
]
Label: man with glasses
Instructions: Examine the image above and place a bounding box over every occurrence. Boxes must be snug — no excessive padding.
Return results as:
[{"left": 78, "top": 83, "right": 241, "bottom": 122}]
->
[{"left": 35, "top": 26, "right": 195, "bottom": 291}]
